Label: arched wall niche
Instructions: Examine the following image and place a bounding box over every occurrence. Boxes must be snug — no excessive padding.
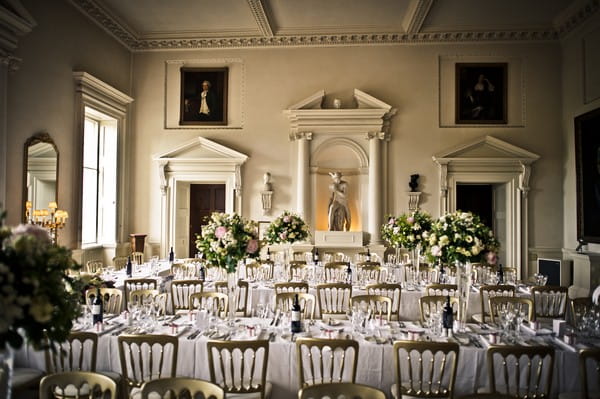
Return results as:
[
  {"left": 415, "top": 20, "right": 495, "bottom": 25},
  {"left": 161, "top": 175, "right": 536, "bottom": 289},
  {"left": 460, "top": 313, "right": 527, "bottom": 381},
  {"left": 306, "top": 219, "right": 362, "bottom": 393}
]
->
[
  {"left": 432, "top": 136, "right": 539, "bottom": 278},
  {"left": 311, "top": 137, "right": 368, "bottom": 231}
]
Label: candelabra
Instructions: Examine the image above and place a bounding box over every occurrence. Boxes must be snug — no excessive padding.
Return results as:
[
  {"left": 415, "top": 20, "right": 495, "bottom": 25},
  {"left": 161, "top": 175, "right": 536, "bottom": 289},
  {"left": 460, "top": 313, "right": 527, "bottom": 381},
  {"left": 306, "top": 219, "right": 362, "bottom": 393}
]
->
[{"left": 25, "top": 201, "right": 68, "bottom": 244}]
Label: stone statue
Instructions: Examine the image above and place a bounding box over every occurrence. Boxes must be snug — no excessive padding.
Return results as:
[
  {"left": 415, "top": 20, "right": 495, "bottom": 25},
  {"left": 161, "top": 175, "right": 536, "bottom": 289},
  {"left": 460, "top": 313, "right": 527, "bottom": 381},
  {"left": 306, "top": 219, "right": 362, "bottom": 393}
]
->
[
  {"left": 263, "top": 172, "right": 272, "bottom": 192},
  {"left": 328, "top": 171, "right": 351, "bottom": 231},
  {"left": 409, "top": 174, "right": 420, "bottom": 192}
]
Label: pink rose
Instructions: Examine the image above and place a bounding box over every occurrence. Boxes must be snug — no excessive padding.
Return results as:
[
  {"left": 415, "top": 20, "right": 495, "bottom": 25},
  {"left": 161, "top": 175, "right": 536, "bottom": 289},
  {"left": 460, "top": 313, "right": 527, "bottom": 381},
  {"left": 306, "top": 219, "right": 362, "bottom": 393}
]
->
[
  {"left": 407, "top": 217, "right": 414, "bottom": 224},
  {"left": 279, "top": 232, "right": 287, "bottom": 240},
  {"left": 388, "top": 218, "right": 396, "bottom": 225},
  {"left": 246, "top": 239, "right": 259, "bottom": 254},
  {"left": 11, "top": 224, "right": 51, "bottom": 244},
  {"left": 215, "top": 226, "right": 227, "bottom": 239},
  {"left": 283, "top": 216, "right": 291, "bottom": 223}
]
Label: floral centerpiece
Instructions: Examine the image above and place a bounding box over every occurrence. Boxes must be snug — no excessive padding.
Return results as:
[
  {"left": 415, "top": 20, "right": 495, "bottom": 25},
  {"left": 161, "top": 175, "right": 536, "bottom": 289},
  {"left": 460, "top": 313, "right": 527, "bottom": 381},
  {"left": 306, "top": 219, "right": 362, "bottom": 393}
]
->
[
  {"left": 0, "top": 214, "right": 81, "bottom": 350},
  {"left": 264, "top": 211, "right": 310, "bottom": 245},
  {"left": 426, "top": 210, "right": 499, "bottom": 264},
  {"left": 426, "top": 210, "right": 499, "bottom": 329},
  {"left": 381, "top": 210, "right": 432, "bottom": 250},
  {"left": 195, "top": 212, "right": 260, "bottom": 273}
]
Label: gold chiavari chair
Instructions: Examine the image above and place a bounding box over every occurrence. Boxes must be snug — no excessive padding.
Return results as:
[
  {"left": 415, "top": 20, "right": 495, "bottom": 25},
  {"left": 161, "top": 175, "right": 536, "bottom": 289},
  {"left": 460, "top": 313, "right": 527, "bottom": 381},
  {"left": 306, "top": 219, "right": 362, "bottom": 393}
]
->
[
  {"left": 417, "top": 265, "right": 439, "bottom": 285},
  {"left": 486, "top": 346, "right": 555, "bottom": 398},
  {"left": 85, "top": 288, "right": 123, "bottom": 314},
  {"left": 366, "top": 283, "right": 402, "bottom": 320},
  {"left": 333, "top": 252, "right": 347, "bottom": 262},
  {"left": 316, "top": 283, "right": 352, "bottom": 319},
  {"left": 322, "top": 252, "right": 335, "bottom": 263},
  {"left": 45, "top": 332, "right": 98, "bottom": 373},
  {"left": 129, "top": 289, "right": 160, "bottom": 307},
  {"left": 140, "top": 377, "right": 225, "bottom": 399},
  {"left": 213, "top": 280, "right": 250, "bottom": 316},
  {"left": 295, "top": 338, "right": 359, "bottom": 388},
  {"left": 170, "top": 263, "right": 196, "bottom": 279},
  {"left": 503, "top": 267, "right": 517, "bottom": 284},
  {"left": 324, "top": 262, "right": 349, "bottom": 283},
  {"left": 425, "top": 283, "right": 458, "bottom": 297},
  {"left": 85, "top": 260, "right": 103, "bottom": 274},
  {"left": 131, "top": 251, "right": 144, "bottom": 265},
  {"left": 124, "top": 278, "right": 158, "bottom": 309},
  {"left": 570, "top": 297, "right": 594, "bottom": 326},
  {"left": 530, "top": 285, "right": 568, "bottom": 320},
  {"left": 189, "top": 292, "right": 228, "bottom": 317},
  {"left": 356, "top": 262, "right": 385, "bottom": 283},
  {"left": 293, "top": 251, "right": 307, "bottom": 261},
  {"left": 245, "top": 262, "right": 262, "bottom": 280},
  {"left": 299, "top": 382, "right": 386, "bottom": 399},
  {"left": 473, "top": 285, "right": 516, "bottom": 324},
  {"left": 170, "top": 279, "right": 203, "bottom": 313},
  {"left": 489, "top": 296, "right": 535, "bottom": 323},
  {"left": 274, "top": 282, "right": 309, "bottom": 294},
  {"left": 350, "top": 294, "right": 392, "bottom": 321},
  {"left": 45, "top": 332, "right": 122, "bottom": 394},
  {"left": 355, "top": 252, "right": 371, "bottom": 263},
  {"left": 112, "top": 256, "right": 128, "bottom": 271},
  {"left": 419, "top": 295, "right": 459, "bottom": 324},
  {"left": 39, "top": 371, "right": 117, "bottom": 399},
  {"left": 275, "top": 292, "right": 316, "bottom": 320},
  {"left": 391, "top": 341, "right": 459, "bottom": 399},
  {"left": 260, "top": 261, "right": 274, "bottom": 280},
  {"left": 117, "top": 334, "right": 178, "bottom": 398},
  {"left": 290, "top": 260, "right": 309, "bottom": 280},
  {"left": 207, "top": 339, "right": 271, "bottom": 399}
]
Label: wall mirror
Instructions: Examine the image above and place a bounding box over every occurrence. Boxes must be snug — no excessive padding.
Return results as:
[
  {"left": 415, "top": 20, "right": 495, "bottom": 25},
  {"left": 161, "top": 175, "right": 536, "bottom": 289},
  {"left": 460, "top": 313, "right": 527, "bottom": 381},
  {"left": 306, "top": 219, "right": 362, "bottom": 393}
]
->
[{"left": 22, "top": 132, "right": 58, "bottom": 221}]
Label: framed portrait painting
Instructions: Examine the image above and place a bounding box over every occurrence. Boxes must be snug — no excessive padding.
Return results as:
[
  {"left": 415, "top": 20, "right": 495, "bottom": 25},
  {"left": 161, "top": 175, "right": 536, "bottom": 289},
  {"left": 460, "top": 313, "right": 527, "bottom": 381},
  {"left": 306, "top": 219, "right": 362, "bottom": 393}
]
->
[
  {"left": 575, "top": 107, "right": 600, "bottom": 243},
  {"left": 455, "top": 63, "right": 507, "bottom": 124},
  {"left": 180, "top": 67, "right": 228, "bottom": 125}
]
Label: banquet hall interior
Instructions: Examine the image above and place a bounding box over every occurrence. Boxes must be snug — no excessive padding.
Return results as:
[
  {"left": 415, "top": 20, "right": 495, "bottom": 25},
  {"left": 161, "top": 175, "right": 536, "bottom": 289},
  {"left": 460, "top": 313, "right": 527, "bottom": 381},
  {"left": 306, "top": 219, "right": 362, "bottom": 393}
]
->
[{"left": 1, "top": 0, "right": 600, "bottom": 398}]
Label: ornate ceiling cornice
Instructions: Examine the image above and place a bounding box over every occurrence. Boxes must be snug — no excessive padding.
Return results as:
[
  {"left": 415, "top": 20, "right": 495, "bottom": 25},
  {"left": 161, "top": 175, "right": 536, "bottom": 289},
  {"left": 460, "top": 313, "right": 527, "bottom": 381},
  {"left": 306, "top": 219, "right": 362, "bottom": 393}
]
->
[{"left": 69, "top": 0, "right": 597, "bottom": 52}]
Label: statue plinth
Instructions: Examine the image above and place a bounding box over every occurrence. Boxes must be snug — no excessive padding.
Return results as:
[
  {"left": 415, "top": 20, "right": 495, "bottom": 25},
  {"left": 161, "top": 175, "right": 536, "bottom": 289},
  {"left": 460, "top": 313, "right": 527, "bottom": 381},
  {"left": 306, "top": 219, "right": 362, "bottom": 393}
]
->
[{"left": 315, "top": 231, "right": 363, "bottom": 248}]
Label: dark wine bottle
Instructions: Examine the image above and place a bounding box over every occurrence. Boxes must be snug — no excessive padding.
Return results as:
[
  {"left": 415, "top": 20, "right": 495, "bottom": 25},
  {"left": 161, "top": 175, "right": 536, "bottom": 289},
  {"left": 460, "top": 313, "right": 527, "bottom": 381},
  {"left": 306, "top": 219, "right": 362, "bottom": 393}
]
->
[
  {"left": 199, "top": 264, "right": 206, "bottom": 282},
  {"left": 92, "top": 288, "right": 103, "bottom": 326},
  {"left": 497, "top": 263, "right": 504, "bottom": 284},
  {"left": 346, "top": 263, "right": 353, "bottom": 285},
  {"left": 169, "top": 246, "right": 175, "bottom": 263},
  {"left": 313, "top": 248, "right": 319, "bottom": 263},
  {"left": 291, "top": 294, "right": 302, "bottom": 333},
  {"left": 442, "top": 295, "right": 453, "bottom": 333},
  {"left": 366, "top": 247, "right": 371, "bottom": 261},
  {"left": 126, "top": 256, "right": 132, "bottom": 277},
  {"left": 439, "top": 263, "right": 446, "bottom": 283},
  {"left": 267, "top": 247, "right": 271, "bottom": 261}
]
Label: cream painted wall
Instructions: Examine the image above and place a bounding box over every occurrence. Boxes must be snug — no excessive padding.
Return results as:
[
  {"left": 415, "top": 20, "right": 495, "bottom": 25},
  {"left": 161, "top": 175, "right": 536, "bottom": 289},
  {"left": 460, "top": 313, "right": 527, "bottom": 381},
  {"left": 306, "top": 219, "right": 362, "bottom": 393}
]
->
[
  {"left": 131, "top": 42, "right": 564, "bottom": 265},
  {"left": 5, "top": 0, "right": 131, "bottom": 248},
  {"left": 561, "top": 11, "right": 600, "bottom": 252}
]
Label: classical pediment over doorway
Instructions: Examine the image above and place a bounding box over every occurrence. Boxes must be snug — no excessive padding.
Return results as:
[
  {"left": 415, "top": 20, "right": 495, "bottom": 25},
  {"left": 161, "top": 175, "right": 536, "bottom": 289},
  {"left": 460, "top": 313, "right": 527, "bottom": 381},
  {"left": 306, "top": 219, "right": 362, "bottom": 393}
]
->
[{"left": 153, "top": 137, "right": 248, "bottom": 257}]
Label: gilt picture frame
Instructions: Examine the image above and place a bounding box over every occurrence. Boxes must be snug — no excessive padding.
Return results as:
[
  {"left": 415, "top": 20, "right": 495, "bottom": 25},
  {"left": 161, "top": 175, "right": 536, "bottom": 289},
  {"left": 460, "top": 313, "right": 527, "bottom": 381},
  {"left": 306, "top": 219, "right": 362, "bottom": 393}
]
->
[
  {"left": 455, "top": 62, "right": 507, "bottom": 124},
  {"left": 575, "top": 107, "right": 600, "bottom": 243},
  {"left": 179, "top": 67, "right": 228, "bottom": 125}
]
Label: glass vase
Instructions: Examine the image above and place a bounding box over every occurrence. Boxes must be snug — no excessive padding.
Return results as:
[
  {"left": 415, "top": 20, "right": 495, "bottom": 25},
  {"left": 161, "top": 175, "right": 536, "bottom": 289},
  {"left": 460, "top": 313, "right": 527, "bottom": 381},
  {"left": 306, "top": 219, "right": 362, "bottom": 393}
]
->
[
  {"left": 455, "top": 260, "right": 472, "bottom": 332},
  {"left": 410, "top": 244, "right": 421, "bottom": 268},
  {"left": 226, "top": 269, "right": 239, "bottom": 328},
  {"left": 0, "top": 344, "right": 13, "bottom": 399}
]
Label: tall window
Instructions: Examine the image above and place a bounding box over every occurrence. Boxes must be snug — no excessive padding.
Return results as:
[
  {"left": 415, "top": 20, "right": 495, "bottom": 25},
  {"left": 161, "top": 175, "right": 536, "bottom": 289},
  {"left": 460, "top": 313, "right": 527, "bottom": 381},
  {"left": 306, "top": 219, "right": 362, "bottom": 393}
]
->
[{"left": 81, "top": 106, "right": 117, "bottom": 247}]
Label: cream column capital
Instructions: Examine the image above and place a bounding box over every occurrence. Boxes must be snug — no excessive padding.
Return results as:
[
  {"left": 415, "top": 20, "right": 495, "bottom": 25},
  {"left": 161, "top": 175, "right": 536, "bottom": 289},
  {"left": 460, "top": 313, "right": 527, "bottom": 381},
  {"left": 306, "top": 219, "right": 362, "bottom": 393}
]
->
[
  {"left": 365, "top": 131, "right": 387, "bottom": 141},
  {"left": 289, "top": 131, "right": 313, "bottom": 141},
  {"left": 157, "top": 160, "right": 168, "bottom": 196}
]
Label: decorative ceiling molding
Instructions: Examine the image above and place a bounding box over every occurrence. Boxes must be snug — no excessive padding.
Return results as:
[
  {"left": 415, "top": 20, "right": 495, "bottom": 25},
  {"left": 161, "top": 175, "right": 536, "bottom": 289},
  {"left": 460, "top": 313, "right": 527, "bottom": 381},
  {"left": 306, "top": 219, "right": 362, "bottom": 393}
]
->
[
  {"left": 68, "top": 0, "right": 598, "bottom": 51},
  {"left": 68, "top": 0, "right": 138, "bottom": 49},
  {"left": 403, "top": 0, "right": 435, "bottom": 34},
  {"left": 554, "top": 0, "right": 599, "bottom": 38},
  {"left": 246, "top": 0, "right": 274, "bottom": 37}
]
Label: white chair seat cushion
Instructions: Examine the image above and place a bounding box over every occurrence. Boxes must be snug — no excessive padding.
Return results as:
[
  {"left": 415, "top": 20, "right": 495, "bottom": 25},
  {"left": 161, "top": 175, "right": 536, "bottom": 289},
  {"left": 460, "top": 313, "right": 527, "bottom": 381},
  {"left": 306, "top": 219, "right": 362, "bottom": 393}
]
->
[
  {"left": 12, "top": 368, "right": 43, "bottom": 389},
  {"left": 130, "top": 387, "right": 161, "bottom": 399},
  {"left": 225, "top": 382, "right": 272, "bottom": 399},
  {"left": 391, "top": 383, "right": 450, "bottom": 399}
]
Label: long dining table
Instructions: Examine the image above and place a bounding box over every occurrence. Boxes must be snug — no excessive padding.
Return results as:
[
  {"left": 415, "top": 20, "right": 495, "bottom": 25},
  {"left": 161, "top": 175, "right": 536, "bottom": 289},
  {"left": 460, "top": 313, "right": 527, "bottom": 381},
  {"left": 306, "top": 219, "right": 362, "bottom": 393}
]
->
[{"left": 14, "top": 312, "right": 596, "bottom": 399}]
